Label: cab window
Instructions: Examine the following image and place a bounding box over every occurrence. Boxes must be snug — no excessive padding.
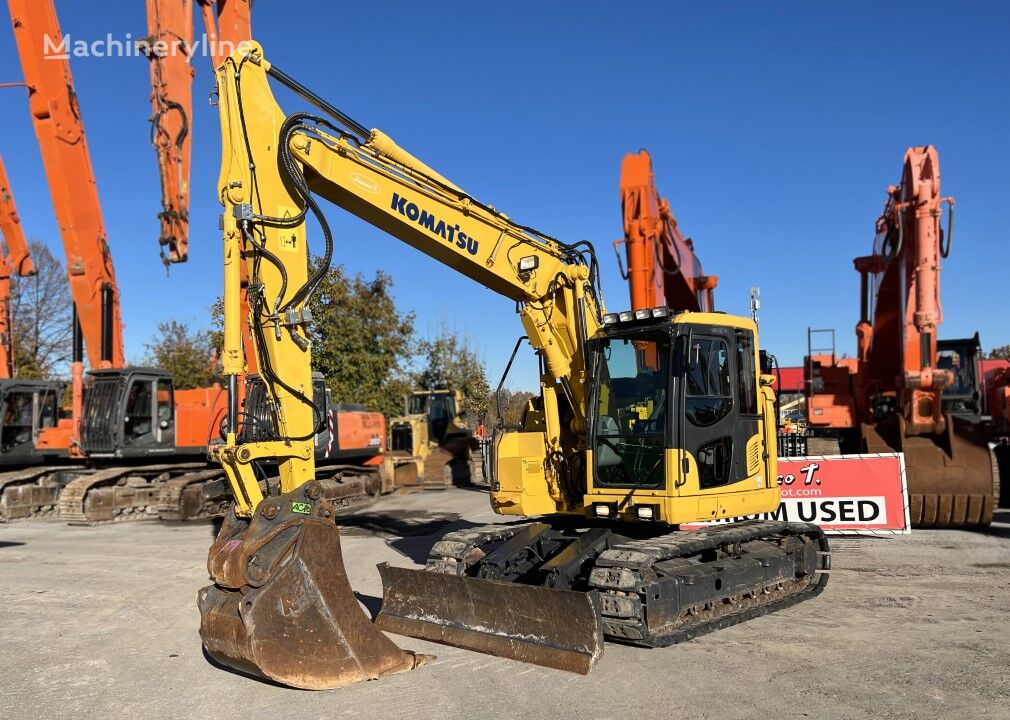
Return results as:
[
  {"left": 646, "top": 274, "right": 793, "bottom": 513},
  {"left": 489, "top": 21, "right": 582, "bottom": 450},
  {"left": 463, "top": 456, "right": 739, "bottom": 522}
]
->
[
  {"left": 736, "top": 330, "right": 758, "bottom": 415},
  {"left": 124, "top": 380, "right": 153, "bottom": 441},
  {"left": 685, "top": 337, "right": 732, "bottom": 427},
  {"left": 593, "top": 335, "right": 669, "bottom": 489},
  {"left": 156, "top": 379, "right": 173, "bottom": 426}
]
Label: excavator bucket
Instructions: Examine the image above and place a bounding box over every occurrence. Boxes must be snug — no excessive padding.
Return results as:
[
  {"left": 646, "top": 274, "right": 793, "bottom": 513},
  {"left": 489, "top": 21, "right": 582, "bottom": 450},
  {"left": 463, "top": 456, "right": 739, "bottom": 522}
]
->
[
  {"left": 864, "top": 417, "right": 997, "bottom": 528},
  {"left": 198, "top": 481, "right": 429, "bottom": 689},
  {"left": 376, "top": 563, "right": 604, "bottom": 674}
]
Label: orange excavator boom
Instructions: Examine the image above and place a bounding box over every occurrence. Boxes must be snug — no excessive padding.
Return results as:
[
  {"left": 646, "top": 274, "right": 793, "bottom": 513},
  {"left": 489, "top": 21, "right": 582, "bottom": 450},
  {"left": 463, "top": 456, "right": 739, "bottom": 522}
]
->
[
  {"left": 0, "top": 154, "right": 36, "bottom": 379},
  {"left": 9, "top": 0, "right": 125, "bottom": 375},
  {"left": 807, "top": 146, "right": 995, "bottom": 527},
  {"left": 617, "top": 150, "right": 717, "bottom": 313},
  {"left": 142, "top": 0, "right": 195, "bottom": 266}
]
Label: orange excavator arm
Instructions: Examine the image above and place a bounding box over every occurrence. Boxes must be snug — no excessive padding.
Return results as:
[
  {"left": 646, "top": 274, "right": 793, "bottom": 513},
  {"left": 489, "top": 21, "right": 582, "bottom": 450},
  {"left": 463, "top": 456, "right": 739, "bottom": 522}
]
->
[
  {"left": 854, "top": 145, "right": 954, "bottom": 435},
  {"left": 8, "top": 0, "right": 125, "bottom": 372},
  {"left": 142, "top": 0, "right": 195, "bottom": 266},
  {"left": 143, "top": 0, "right": 257, "bottom": 374},
  {"left": 198, "top": 0, "right": 252, "bottom": 70},
  {"left": 142, "top": 0, "right": 252, "bottom": 266},
  {"left": 0, "top": 154, "right": 36, "bottom": 379},
  {"left": 617, "top": 150, "right": 717, "bottom": 313}
]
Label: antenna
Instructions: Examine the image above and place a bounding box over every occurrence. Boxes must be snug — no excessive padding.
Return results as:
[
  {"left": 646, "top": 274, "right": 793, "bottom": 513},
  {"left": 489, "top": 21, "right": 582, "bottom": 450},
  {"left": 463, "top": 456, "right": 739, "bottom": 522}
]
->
[{"left": 750, "top": 287, "right": 760, "bottom": 326}]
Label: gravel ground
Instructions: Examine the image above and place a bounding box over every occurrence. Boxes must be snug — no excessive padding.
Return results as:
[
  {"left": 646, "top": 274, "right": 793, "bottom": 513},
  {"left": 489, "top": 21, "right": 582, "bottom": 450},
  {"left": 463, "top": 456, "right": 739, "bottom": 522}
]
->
[{"left": 1, "top": 489, "right": 1007, "bottom": 720}]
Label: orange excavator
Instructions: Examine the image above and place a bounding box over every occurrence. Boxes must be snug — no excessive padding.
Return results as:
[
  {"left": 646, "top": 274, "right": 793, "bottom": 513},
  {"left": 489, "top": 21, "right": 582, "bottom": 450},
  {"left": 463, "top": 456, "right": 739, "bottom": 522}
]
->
[
  {"left": 616, "top": 150, "right": 717, "bottom": 314},
  {"left": 0, "top": 0, "right": 236, "bottom": 523},
  {"left": 805, "top": 146, "right": 997, "bottom": 527}
]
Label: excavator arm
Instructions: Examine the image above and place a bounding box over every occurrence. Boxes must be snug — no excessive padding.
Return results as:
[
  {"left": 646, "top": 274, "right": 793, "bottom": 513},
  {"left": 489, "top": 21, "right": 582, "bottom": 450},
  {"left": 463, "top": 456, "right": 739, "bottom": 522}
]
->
[
  {"left": 9, "top": 0, "right": 125, "bottom": 373},
  {"left": 213, "top": 45, "right": 602, "bottom": 518},
  {"left": 142, "top": 0, "right": 254, "bottom": 266},
  {"left": 850, "top": 146, "right": 994, "bottom": 527},
  {"left": 142, "top": 0, "right": 195, "bottom": 266},
  {"left": 617, "top": 150, "right": 716, "bottom": 313},
  {"left": 0, "top": 154, "right": 36, "bottom": 378}
]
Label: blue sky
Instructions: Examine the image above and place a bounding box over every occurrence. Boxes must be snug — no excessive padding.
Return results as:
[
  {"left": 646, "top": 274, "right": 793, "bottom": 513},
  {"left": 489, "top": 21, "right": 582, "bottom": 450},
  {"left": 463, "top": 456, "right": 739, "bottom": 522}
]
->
[{"left": 0, "top": 1, "right": 1006, "bottom": 392}]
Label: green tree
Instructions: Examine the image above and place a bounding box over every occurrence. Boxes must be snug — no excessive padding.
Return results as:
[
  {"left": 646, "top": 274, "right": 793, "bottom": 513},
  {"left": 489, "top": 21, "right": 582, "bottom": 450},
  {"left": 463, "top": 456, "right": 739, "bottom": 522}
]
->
[
  {"left": 144, "top": 320, "right": 219, "bottom": 389},
  {"left": 989, "top": 345, "right": 1010, "bottom": 361},
  {"left": 9, "top": 241, "right": 72, "bottom": 378},
  {"left": 306, "top": 261, "right": 416, "bottom": 417},
  {"left": 416, "top": 325, "right": 490, "bottom": 418},
  {"left": 487, "top": 387, "right": 536, "bottom": 427}
]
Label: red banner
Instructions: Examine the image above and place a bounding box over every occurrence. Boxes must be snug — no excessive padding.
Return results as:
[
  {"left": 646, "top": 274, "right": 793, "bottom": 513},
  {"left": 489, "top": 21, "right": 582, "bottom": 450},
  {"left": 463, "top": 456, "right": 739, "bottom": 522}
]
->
[{"left": 684, "top": 453, "right": 910, "bottom": 535}]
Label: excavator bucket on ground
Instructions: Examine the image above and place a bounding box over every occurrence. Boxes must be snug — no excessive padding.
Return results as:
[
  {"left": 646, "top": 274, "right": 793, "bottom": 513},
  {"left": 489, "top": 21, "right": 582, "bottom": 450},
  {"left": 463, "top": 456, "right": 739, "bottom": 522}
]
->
[
  {"left": 863, "top": 417, "right": 997, "bottom": 528},
  {"left": 376, "top": 563, "right": 605, "bottom": 674},
  {"left": 198, "top": 482, "right": 429, "bottom": 689}
]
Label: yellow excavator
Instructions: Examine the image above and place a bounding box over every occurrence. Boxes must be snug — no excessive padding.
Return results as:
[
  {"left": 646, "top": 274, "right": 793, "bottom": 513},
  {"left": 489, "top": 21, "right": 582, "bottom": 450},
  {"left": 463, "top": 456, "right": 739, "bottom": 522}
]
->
[{"left": 200, "top": 43, "right": 831, "bottom": 690}]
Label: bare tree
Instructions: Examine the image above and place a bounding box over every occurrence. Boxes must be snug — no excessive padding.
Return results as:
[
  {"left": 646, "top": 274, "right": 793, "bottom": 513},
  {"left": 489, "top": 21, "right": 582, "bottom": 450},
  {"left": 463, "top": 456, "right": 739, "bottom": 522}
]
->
[{"left": 10, "top": 241, "right": 72, "bottom": 378}]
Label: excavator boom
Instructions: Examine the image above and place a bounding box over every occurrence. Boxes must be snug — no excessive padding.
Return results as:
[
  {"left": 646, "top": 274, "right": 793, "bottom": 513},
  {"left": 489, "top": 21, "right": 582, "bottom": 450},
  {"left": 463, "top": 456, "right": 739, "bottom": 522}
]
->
[
  {"left": 809, "top": 146, "right": 996, "bottom": 527},
  {"left": 143, "top": 0, "right": 195, "bottom": 265},
  {"left": 0, "top": 154, "right": 36, "bottom": 378},
  {"left": 9, "top": 0, "right": 125, "bottom": 376},
  {"left": 618, "top": 150, "right": 716, "bottom": 313}
]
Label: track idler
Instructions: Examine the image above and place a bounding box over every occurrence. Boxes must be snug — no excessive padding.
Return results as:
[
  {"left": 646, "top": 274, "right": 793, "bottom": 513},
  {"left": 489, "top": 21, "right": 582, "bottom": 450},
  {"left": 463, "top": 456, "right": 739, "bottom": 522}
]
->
[
  {"left": 198, "top": 481, "right": 429, "bottom": 689},
  {"left": 376, "top": 564, "right": 604, "bottom": 674}
]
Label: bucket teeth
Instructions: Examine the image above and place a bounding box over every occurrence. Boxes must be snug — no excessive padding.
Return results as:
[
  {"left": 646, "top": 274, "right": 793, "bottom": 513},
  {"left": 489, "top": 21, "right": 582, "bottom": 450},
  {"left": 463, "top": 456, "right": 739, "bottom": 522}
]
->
[
  {"left": 376, "top": 563, "right": 604, "bottom": 674},
  {"left": 198, "top": 482, "right": 429, "bottom": 690}
]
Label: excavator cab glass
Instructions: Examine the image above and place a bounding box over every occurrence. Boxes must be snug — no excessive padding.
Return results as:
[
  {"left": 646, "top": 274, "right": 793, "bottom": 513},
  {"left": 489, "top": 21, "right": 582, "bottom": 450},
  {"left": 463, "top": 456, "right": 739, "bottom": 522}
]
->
[
  {"left": 593, "top": 332, "right": 670, "bottom": 489},
  {"left": 590, "top": 318, "right": 760, "bottom": 494},
  {"left": 81, "top": 370, "right": 177, "bottom": 457},
  {"left": 938, "top": 336, "right": 983, "bottom": 418},
  {"left": 0, "top": 381, "right": 61, "bottom": 460}
]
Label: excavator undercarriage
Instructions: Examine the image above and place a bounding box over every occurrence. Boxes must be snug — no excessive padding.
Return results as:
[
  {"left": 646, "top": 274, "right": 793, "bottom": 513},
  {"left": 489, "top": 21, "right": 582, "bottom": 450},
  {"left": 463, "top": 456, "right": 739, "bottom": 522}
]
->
[{"left": 378, "top": 520, "right": 829, "bottom": 672}]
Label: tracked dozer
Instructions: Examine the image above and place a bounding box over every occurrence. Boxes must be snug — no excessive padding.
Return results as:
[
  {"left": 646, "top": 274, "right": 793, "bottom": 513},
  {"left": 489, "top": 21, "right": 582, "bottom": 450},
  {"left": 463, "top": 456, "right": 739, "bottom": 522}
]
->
[
  {"left": 386, "top": 388, "right": 482, "bottom": 490},
  {"left": 197, "top": 43, "right": 829, "bottom": 688}
]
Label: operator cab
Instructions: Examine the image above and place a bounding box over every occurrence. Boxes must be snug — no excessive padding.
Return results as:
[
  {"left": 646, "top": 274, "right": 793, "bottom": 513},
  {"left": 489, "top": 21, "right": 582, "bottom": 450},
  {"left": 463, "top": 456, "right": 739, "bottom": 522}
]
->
[
  {"left": 406, "top": 390, "right": 458, "bottom": 444},
  {"left": 938, "top": 334, "right": 984, "bottom": 419},
  {"left": 590, "top": 307, "right": 762, "bottom": 502},
  {"left": 80, "top": 368, "right": 177, "bottom": 458},
  {"left": 0, "top": 379, "right": 63, "bottom": 465}
]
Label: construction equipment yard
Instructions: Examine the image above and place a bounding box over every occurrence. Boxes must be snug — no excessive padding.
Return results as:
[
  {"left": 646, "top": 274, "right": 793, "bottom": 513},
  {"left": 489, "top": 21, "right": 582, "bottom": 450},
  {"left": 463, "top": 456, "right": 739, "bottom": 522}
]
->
[
  {"left": 1, "top": 2, "right": 1008, "bottom": 717},
  {"left": 2, "top": 488, "right": 1008, "bottom": 720}
]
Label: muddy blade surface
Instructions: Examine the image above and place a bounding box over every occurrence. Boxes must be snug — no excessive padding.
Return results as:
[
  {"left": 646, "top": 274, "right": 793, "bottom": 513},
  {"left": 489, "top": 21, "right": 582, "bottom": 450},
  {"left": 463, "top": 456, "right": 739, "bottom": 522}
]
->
[
  {"left": 198, "top": 488, "right": 426, "bottom": 690},
  {"left": 376, "top": 563, "right": 604, "bottom": 674}
]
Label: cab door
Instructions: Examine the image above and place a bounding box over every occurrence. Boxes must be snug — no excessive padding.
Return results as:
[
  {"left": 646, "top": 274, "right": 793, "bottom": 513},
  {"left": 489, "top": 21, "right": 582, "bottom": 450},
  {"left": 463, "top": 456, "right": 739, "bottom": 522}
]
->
[
  {"left": 121, "top": 375, "right": 175, "bottom": 454},
  {"left": 674, "top": 325, "right": 760, "bottom": 494}
]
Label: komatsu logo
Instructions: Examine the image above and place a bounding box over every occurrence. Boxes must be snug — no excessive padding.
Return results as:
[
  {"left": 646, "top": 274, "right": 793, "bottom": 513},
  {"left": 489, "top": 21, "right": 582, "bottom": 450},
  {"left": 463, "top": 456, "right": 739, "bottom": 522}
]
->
[{"left": 391, "top": 193, "right": 479, "bottom": 256}]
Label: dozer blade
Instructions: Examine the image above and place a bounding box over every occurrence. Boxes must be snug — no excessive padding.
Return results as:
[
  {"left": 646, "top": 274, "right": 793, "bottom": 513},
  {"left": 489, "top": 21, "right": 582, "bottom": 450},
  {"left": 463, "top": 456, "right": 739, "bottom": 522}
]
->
[
  {"left": 376, "top": 563, "right": 604, "bottom": 674},
  {"left": 198, "top": 481, "right": 429, "bottom": 690},
  {"left": 864, "top": 416, "right": 996, "bottom": 528}
]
